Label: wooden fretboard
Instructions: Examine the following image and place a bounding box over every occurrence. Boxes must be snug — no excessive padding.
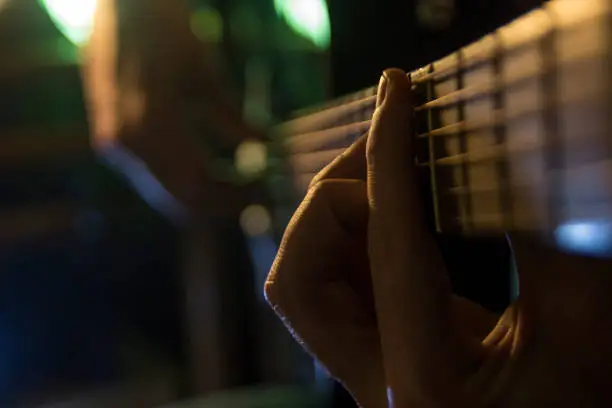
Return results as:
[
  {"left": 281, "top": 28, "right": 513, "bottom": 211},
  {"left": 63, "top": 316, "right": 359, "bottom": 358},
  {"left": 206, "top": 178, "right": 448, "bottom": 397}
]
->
[{"left": 276, "top": 0, "right": 612, "bottom": 255}]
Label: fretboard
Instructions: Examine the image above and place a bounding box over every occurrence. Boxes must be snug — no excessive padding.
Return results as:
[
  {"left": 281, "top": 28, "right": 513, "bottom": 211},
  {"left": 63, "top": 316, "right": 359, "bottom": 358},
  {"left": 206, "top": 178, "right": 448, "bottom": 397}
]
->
[{"left": 276, "top": 0, "right": 612, "bottom": 252}]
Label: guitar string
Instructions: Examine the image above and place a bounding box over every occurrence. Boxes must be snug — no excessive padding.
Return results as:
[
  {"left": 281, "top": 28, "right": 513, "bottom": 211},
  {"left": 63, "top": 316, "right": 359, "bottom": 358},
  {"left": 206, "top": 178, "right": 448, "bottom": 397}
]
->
[
  {"left": 284, "top": 84, "right": 603, "bottom": 164},
  {"left": 280, "top": 15, "right": 604, "bottom": 137},
  {"left": 281, "top": 2, "right": 610, "bottom": 232},
  {"left": 282, "top": 45, "right": 606, "bottom": 146}
]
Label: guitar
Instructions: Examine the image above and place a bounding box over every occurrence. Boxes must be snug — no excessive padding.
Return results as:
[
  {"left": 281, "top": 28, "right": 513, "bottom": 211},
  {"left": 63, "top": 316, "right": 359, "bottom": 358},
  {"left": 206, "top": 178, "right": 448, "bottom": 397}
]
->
[{"left": 275, "top": 0, "right": 612, "bottom": 258}]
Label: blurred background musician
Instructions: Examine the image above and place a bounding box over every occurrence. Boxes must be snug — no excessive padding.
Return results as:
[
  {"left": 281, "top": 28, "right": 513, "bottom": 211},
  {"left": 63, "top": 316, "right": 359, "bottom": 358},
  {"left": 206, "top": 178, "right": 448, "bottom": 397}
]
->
[
  {"left": 0, "top": 0, "right": 318, "bottom": 405},
  {"left": 83, "top": 0, "right": 267, "bottom": 221},
  {"left": 82, "top": 0, "right": 316, "bottom": 399}
]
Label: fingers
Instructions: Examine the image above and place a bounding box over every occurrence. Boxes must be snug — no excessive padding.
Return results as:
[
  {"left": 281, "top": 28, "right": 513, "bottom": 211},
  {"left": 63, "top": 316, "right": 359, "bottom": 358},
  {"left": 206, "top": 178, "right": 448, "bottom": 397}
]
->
[
  {"left": 264, "top": 179, "right": 382, "bottom": 391},
  {"left": 309, "top": 133, "right": 368, "bottom": 188},
  {"left": 266, "top": 178, "right": 369, "bottom": 312},
  {"left": 265, "top": 123, "right": 378, "bottom": 403},
  {"left": 366, "top": 69, "right": 464, "bottom": 401}
]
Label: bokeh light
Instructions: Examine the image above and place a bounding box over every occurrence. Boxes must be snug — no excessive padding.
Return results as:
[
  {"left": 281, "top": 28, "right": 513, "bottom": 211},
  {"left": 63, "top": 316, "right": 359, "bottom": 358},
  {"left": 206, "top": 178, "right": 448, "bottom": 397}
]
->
[
  {"left": 240, "top": 205, "right": 272, "bottom": 237},
  {"left": 555, "top": 220, "right": 612, "bottom": 257},
  {"left": 417, "top": 0, "right": 455, "bottom": 29},
  {"left": 190, "top": 6, "right": 224, "bottom": 43},
  {"left": 39, "top": 0, "right": 97, "bottom": 46},
  {"left": 273, "top": 0, "right": 331, "bottom": 49},
  {"left": 235, "top": 140, "right": 268, "bottom": 178}
]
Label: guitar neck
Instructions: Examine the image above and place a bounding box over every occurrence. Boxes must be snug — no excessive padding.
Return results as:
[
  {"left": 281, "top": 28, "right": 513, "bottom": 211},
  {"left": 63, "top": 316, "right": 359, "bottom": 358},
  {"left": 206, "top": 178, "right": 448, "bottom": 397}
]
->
[{"left": 277, "top": 0, "right": 612, "bottom": 254}]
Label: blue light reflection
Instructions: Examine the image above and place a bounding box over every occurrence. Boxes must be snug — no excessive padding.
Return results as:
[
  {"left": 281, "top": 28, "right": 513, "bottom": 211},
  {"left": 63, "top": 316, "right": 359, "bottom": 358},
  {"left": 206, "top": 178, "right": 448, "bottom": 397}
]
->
[{"left": 554, "top": 220, "right": 612, "bottom": 257}]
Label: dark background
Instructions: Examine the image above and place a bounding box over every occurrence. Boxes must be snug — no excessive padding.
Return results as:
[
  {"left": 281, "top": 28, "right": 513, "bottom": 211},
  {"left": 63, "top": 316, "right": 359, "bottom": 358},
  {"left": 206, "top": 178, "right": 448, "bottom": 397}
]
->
[{"left": 329, "top": 0, "right": 543, "bottom": 95}]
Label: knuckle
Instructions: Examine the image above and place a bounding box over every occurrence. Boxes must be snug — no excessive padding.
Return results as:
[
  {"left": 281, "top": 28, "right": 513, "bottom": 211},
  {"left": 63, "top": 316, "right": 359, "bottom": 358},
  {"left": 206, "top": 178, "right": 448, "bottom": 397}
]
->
[
  {"left": 263, "top": 278, "right": 281, "bottom": 309},
  {"left": 307, "top": 178, "right": 335, "bottom": 197},
  {"left": 264, "top": 272, "right": 302, "bottom": 324},
  {"left": 304, "top": 179, "right": 339, "bottom": 209}
]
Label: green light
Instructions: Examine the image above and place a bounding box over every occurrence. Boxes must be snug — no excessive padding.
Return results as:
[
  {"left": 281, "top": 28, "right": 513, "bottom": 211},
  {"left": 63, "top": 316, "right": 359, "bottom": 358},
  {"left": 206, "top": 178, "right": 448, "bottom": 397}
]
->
[
  {"left": 274, "top": 0, "right": 330, "bottom": 49},
  {"left": 40, "top": 0, "right": 98, "bottom": 46},
  {"left": 191, "top": 7, "right": 224, "bottom": 43}
]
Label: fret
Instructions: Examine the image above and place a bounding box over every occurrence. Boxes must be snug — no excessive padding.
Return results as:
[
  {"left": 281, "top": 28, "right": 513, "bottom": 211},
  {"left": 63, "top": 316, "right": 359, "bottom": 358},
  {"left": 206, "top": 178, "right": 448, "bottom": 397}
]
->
[
  {"left": 608, "top": 7, "right": 612, "bottom": 194},
  {"left": 456, "top": 50, "right": 473, "bottom": 233},
  {"left": 289, "top": 148, "right": 347, "bottom": 175},
  {"left": 555, "top": 0, "right": 612, "bottom": 233},
  {"left": 287, "top": 120, "right": 371, "bottom": 154},
  {"left": 278, "top": 1, "right": 610, "bottom": 135},
  {"left": 409, "top": 9, "right": 552, "bottom": 87},
  {"left": 492, "top": 33, "right": 513, "bottom": 231},
  {"left": 425, "top": 65, "right": 442, "bottom": 233},
  {"left": 541, "top": 7, "right": 561, "bottom": 236},
  {"left": 290, "top": 86, "right": 376, "bottom": 120},
  {"left": 416, "top": 51, "right": 610, "bottom": 113},
  {"left": 416, "top": 102, "right": 549, "bottom": 139},
  {"left": 276, "top": 93, "right": 376, "bottom": 138}
]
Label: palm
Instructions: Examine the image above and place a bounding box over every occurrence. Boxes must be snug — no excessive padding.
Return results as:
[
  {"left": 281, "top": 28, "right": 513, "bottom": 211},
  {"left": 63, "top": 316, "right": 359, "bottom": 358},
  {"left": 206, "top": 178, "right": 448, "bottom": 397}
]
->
[
  {"left": 447, "top": 244, "right": 612, "bottom": 407},
  {"left": 266, "top": 69, "right": 612, "bottom": 408}
]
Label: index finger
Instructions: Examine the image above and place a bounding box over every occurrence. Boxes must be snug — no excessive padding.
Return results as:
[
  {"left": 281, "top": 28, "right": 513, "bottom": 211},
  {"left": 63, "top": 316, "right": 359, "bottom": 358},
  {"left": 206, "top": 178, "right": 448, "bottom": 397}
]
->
[
  {"left": 308, "top": 132, "right": 368, "bottom": 188},
  {"left": 366, "top": 69, "right": 464, "bottom": 401}
]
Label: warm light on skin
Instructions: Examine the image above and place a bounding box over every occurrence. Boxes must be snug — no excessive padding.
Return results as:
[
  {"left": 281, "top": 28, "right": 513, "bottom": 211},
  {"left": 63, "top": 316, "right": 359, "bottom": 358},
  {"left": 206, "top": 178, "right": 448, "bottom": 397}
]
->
[{"left": 82, "top": 0, "right": 118, "bottom": 147}]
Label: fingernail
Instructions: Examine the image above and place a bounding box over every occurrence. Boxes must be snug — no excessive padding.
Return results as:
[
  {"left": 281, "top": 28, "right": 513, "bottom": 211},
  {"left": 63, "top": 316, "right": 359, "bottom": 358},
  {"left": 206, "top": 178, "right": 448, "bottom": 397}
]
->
[{"left": 376, "top": 72, "right": 388, "bottom": 108}]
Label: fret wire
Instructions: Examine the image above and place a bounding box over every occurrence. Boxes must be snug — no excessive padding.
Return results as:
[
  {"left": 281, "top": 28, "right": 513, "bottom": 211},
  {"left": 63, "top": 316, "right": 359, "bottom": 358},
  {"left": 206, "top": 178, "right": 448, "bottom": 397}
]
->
[
  {"left": 426, "top": 65, "right": 442, "bottom": 232},
  {"left": 417, "top": 142, "right": 539, "bottom": 166},
  {"left": 493, "top": 33, "right": 514, "bottom": 231},
  {"left": 282, "top": 47, "right": 605, "bottom": 140},
  {"left": 416, "top": 105, "right": 534, "bottom": 139},
  {"left": 412, "top": 46, "right": 497, "bottom": 87},
  {"left": 416, "top": 136, "right": 610, "bottom": 169},
  {"left": 416, "top": 137, "right": 612, "bottom": 167},
  {"left": 421, "top": 47, "right": 607, "bottom": 112},
  {"left": 287, "top": 120, "right": 371, "bottom": 154},
  {"left": 607, "top": 11, "right": 612, "bottom": 181},
  {"left": 456, "top": 50, "right": 473, "bottom": 233},
  {"left": 415, "top": 82, "right": 494, "bottom": 112},
  {"left": 417, "top": 90, "right": 606, "bottom": 140},
  {"left": 278, "top": 94, "right": 376, "bottom": 136},
  {"left": 281, "top": 46, "right": 604, "bottom": 139},
  {"left": 411, "top": 24, "right": 548, "bottom": 87},
  {"left": 280, "top": 5, "right": 609, "bottom": 140},
  {"left": 447, "top": 185, "right": 612, "bottom": 204},
  {"left": 290, "top": 86, "right": 376, "bottom": 119},
  {"left": 541, "top": 9, "right": 562, "bottom": 236}
]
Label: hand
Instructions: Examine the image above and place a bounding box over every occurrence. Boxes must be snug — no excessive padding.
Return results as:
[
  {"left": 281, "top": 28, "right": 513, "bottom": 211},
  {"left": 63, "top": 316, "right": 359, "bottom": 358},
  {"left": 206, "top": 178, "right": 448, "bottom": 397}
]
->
[{"left": 265, "top": 69, "right": 612, "bottom": 407}]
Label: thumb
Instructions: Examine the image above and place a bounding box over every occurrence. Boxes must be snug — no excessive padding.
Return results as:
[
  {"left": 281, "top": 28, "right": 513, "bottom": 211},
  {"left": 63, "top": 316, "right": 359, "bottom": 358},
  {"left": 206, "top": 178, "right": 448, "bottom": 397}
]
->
[{"left": 367, "top": 69, "right": 468, "bottom": 404}]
